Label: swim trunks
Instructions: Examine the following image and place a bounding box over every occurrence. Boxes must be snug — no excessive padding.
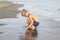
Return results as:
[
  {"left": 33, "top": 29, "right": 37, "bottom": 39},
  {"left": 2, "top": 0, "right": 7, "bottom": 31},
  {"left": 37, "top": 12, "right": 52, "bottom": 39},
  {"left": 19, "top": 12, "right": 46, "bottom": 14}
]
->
[{"left": 33, "top": 21, "right": 39, "bottom": 27}]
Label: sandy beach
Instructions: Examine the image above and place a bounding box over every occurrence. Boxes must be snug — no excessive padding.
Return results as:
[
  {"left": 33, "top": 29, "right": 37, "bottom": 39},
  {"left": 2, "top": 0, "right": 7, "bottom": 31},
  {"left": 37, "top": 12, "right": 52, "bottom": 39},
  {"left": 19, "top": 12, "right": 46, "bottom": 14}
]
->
[{"left": 0, "top": 2, "right": 23, "bottom": 19}]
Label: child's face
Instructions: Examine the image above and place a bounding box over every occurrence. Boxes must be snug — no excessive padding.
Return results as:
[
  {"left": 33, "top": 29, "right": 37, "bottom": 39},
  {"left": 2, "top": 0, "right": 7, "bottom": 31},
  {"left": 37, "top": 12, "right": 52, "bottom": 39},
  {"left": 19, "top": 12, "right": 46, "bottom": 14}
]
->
[
  {"left": 21, "top": 11, "right": 27, "bottom": 17},
  {"left": 21, "top": 11, "right": 25, "bottom": 16}
]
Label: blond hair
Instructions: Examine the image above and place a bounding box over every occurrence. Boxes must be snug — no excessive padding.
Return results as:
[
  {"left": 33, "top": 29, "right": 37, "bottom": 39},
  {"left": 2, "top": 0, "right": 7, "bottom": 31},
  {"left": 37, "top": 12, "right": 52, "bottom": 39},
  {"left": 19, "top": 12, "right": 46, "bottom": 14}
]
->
[
  {"left": 21, "top": 9, "right": 28, "bottom": 16},
  {"left": 22, "top": 9, "right": 28, "bottom": 12}
]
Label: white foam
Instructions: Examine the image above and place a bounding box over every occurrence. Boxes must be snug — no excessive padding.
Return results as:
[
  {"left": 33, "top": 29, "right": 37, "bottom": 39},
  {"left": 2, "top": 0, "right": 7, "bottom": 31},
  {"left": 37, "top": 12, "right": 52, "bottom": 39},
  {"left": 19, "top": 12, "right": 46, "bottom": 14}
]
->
[{"left": 53, "top": 19, "right": 60, "bottom": 21}]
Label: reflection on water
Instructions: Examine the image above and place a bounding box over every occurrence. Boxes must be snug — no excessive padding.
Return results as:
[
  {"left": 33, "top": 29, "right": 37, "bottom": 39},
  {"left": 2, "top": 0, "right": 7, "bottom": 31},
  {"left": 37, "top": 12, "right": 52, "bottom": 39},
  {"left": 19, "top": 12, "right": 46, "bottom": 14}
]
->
[
  {"left": 19, "top": 29, "right": 38, "bottom": 40},
  {"left": 24, "top": 29, "right": 38, "bottom": 40}
]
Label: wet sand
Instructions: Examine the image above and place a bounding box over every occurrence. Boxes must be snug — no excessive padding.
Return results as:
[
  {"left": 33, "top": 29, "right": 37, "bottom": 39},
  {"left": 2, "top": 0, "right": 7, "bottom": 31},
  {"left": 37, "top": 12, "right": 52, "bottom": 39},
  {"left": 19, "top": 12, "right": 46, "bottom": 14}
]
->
[
  {"left": 0, "top": 24, "right": 6, "bottom": 26},
  {"left": 0, "top": 2, "right": 11, "bottom": 8},
  {"left": 0, "top": 2, "right": 24, "bottom": 19}
]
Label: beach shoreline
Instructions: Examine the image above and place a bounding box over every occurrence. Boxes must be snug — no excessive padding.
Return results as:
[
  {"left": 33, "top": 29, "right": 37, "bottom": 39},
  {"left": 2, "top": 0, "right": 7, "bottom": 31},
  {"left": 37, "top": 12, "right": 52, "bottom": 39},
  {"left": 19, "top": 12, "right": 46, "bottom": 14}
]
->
[{"left": 0, "top": 1, "right": 24, "bottom": 19}]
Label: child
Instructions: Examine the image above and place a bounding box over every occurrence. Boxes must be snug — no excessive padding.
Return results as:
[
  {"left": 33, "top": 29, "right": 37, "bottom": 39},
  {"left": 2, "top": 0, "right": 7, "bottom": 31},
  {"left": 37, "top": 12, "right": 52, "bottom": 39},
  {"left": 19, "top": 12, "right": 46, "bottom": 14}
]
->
[{"left": 21, "top": 9, "right": 39, "bottom": 31}]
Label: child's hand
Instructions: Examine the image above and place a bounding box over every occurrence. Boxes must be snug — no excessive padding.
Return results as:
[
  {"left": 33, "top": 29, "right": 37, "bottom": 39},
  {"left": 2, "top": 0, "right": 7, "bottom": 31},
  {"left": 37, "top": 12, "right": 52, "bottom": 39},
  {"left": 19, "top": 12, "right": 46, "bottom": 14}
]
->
[
  {"left": 26, "top": 26, "right": 30, "bottom": 30},
  {"left": 24, "top": 25, "right": 28, "bottom": 29}
]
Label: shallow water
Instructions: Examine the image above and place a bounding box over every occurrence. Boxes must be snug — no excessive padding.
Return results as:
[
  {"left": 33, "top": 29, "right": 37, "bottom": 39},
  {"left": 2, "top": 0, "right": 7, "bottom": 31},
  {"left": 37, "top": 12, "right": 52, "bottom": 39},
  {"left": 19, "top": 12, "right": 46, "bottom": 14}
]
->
[{"left": 0, "top": 16, "right": 60, "bottom": 40}]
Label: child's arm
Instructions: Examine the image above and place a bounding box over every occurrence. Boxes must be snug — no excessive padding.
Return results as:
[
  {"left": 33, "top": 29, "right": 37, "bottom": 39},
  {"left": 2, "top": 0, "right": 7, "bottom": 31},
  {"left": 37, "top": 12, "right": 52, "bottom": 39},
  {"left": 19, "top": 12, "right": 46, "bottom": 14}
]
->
[
  {"left": 24, "top": 18, "right": 29, "bottom": 27},
  {"left": 26, "top": 16, "right": 33, "bottom": 29}
]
